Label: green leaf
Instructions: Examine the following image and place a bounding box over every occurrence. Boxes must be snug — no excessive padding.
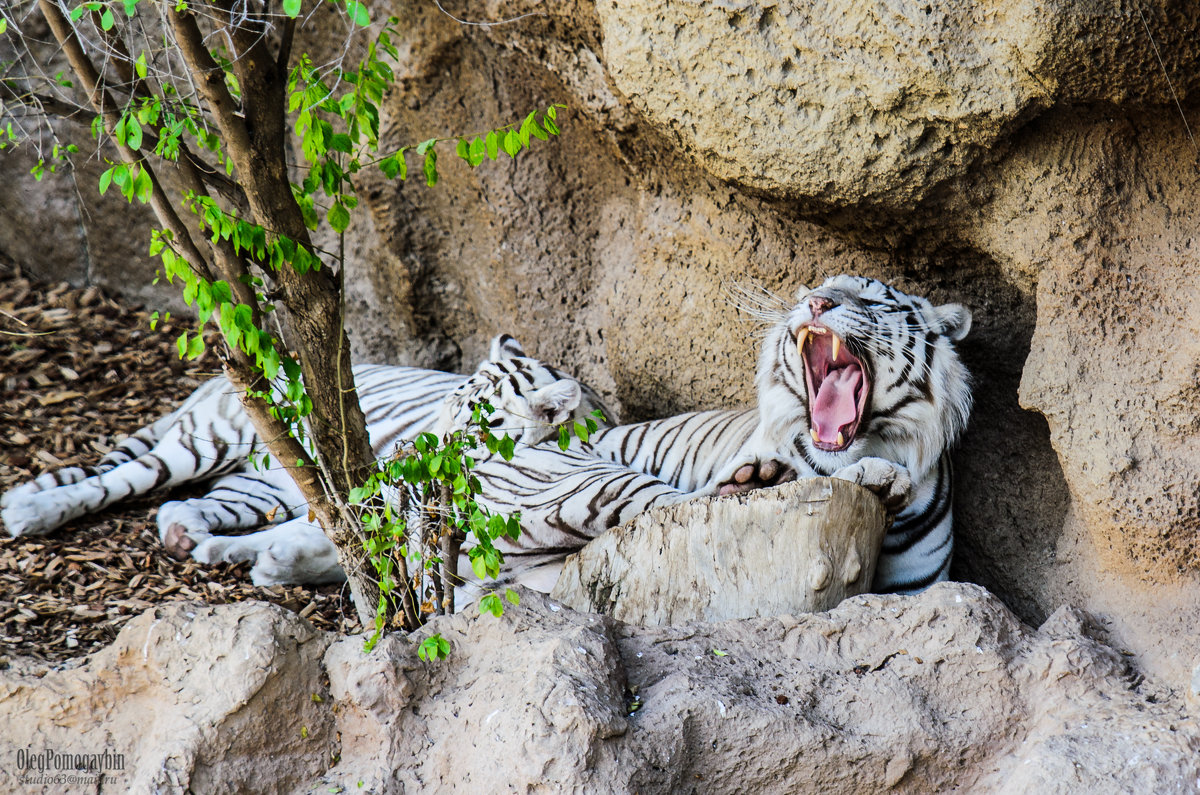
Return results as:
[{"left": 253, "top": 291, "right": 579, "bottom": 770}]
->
[
  {"left": 712, "top": 648, "right": 729, "bottom": 657},
  {"left": 415, "top": 137, "right": 437, "bottom": 155},
  {"left": 543, "top": 115, "right": 560, "bottom": 136},
  {"left": 557, "top": 425, "right": 570, "bottom": 451},
  {"left": 100, "top": 8, "right": 115, "bottom": 29},
  {"left": 327, "top": 200, "right": 350, "bottom": 233},
  {"left": 498, "top": 435, "right": 515, "bottom": 461},
  {"left": 470, "top": 553, "right": 487, "bottom": 581},
  {"left": 135, "top": 52, "right": 147, "bottom": 78},
  {"left": 282, "top": 0, "right": 302, "bottom": 17},
  {"left": 467, "top": 136, "right": 486, "bottom": 167},
  {"left": 422, "top": 150, "right": 438, "bottom": 186},
  {"left": 125, "top": 118, "right": 142, "bottom": 150},
  {"left": 502, "top": 130, "right": 521, "bottom": 157},
  {"left": 455, "top": 138, "right": 469, "bottom": 161},
  {"left": 176, "top": 331, "right": 188, "bottom": 358},
  {"left": 417, "top": 634, "right": 450, "bottom": 662},
  {"left": 123, "top": 0, "right": 139, "bottom": 16},
  {"left": 573, "top": 420, "right": 590, "bottom": 444},
  {"left": 478, "top": 594, "right": 503, "bottom": 617},
  {"left": 344, "top": 0, "right": 370, "bottom": 26},
  {"left": 485, "top": 130, "right": 499, "bottom": 160},
  {"left": 505, "top": 588, "right": 520, "bottom": 605},
  {"left": 186, "top": 333, "right": 205, "bottom": 360},
  {"left": 98, "top": 166, "right": 114, "bottom": 195},
  {"left": 133, "top": 167, "right": 153, "bottom": 203}
]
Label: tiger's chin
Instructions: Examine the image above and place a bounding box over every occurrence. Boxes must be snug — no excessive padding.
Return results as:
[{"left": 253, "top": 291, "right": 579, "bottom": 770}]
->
[{"left": 798, "top": 324, "right": 870, "bottom": 453}]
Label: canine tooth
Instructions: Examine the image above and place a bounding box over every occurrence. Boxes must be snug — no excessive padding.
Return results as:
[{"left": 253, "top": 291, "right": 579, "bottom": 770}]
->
[
  {"left": 797, "top": 328, "right": 809, "bottom": 350},
  {"left": 811, "top": 428, "right": 820, "bottom": 443},
  {"left": 832, "top": 335, "right": 841, "bottom": 361},
  {"left": 836, "top": 431, "right": 844, "bottom": 446}
]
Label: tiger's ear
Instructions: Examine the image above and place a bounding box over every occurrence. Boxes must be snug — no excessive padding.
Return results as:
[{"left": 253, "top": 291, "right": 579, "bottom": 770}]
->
[
  {"left": 489, "top": 334, "right": 526, "bottom": 361},
  {"left": 529, "top": 379, "right": 582, "bottom": 426},
  {"left": 935, "top": 303, "right": 972, "bottom": 341}
]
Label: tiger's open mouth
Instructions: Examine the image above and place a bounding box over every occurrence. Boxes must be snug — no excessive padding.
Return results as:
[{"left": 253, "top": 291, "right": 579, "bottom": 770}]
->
[{"left": 798, "top": 324, "right": 870, "bottom": 452}]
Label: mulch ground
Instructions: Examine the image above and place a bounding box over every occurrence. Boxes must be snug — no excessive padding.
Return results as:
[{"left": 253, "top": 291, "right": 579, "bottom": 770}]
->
[{"left": 1, "top": 268, "right": 357, "bottom": 665}]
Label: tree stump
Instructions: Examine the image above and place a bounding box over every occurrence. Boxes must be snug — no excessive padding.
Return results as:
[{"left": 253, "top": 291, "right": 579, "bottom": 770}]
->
[{"left": 550, "top": 477, "right": 886, "bottom": 625}]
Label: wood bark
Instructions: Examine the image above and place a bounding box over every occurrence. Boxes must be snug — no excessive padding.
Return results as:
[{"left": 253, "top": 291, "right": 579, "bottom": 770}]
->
[{"left": 550, "top": 478, "right": 887, "bottom": 625}]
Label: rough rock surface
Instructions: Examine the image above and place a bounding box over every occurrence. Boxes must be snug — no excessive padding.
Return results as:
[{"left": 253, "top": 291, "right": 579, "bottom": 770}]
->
[
  {"left": 0, "top": 603, "right": 334, "bottom": 794},
  {"left": 4, "top": 0, "right": 1200, "bottom": 703},
  {"left": 594, "top": 0, "right": 1200, "bottom": 210},
  {"left": 5, "top": 586, "right": 1199, "bottom": 793},
  {"left": 552, "top": 478, "right": 886, "bottom": 624}
]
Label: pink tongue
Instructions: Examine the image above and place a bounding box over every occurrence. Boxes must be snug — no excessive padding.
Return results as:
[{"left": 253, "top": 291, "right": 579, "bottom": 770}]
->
[{"left": 812, "top": 366, "right": 862, "bottom": 443}]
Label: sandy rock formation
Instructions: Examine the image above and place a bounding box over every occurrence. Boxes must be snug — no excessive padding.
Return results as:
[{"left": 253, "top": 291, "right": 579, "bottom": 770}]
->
[
  {"left": 552, "top": 478, "right": 886, "bottom": 624},
  {"left": 593, "top": 0, "right": 1200, "bottom": 211},
  {"left": 3, "top": 0, "right": 1199, "bottom": 700},
  {"left": 6, "top": 588, "right": 1199, "bottom": 793},
  {"left": 0, "top": 603, "right": 334, "bottom": 794}
]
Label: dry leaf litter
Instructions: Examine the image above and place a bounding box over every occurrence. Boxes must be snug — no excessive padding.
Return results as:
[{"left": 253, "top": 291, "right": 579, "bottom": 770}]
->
[{"left": 1, "top": 271, "right": 356, "bottom": 664}]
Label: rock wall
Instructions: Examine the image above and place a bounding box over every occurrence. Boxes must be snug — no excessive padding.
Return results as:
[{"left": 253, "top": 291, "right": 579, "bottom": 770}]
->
[
  {"left": 4, "top": 591, "right": 1197, "bottom": 793},
  {"left": 3, "top": 0, "right": 1199, "bottom": 689}
]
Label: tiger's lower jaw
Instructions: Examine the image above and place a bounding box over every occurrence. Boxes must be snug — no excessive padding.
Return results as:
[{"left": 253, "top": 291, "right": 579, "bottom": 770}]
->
[{"left": 809, "top": 426, "right": 857, "bottom": 453}]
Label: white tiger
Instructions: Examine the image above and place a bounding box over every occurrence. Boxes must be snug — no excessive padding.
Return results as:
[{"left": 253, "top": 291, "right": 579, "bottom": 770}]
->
[
  {"left": 581, "top": 275, "right": 972, "bottom": 593},
  {"left": 197, "top": 348, "right": 707, "bottom": 599},
  {"left": 0, "top": 335, "right": 606, "bottom": 556}
]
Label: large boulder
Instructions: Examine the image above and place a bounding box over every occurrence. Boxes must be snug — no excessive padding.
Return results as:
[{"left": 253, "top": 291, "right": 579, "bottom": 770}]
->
[
  {"left": 7, "top": 589, "right": 1200, "bottom": 792},
  {"left": 0, "top": 602, "right": 334, "bottom": 794},
  {"left": 594, "top": 0, "right": 1200, "bottom": 211},
  {"left": 551, "top": 478, "right": 886, "bottom": 624}
]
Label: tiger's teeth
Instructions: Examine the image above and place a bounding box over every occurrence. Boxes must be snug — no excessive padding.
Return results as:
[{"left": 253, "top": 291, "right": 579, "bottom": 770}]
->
[
  {"left": 831, "top": 335, "right": 841, "bottom": 361},
  {"left": 836, "top": 431, "right": 844, "bottom": 446},
  {"left": 797, "top": 328, "right": 809, "bottom": 350},
  {"left": 810, "top": 428, "right": 820, "bottom": 443}
]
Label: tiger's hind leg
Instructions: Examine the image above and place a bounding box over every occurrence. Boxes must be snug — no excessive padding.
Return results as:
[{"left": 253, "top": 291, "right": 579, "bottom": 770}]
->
[
  {"left": 158, "top": 467, "right": 306, "bottom": 559},
  {"left": 192, "top": 518, "right": 344, "bottom": 586},
  {"left": 0, "top": 423, "right": 164, "bottom": 508}
]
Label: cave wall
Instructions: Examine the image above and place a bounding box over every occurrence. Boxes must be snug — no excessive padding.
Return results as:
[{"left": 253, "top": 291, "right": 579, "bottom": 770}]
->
[{"left": 4, "top": 0, "right": 1198, "bottom": 685}]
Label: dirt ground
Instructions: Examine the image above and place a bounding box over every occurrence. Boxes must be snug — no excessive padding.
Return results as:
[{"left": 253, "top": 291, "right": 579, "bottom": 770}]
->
[{"left": 0, "top": 268, "right": 355, "bottom": 663}]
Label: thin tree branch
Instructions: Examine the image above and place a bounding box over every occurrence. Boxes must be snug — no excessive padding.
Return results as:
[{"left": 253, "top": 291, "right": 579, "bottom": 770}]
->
[
  {"left": 167, "top": 6, "right": 254, "bottom": 160},
  {"left": 37, "top": 0, "right": 214, "bottom": 284}
]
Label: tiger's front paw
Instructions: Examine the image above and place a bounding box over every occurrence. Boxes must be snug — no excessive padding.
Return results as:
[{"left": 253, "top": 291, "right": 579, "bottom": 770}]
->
[
  {"left": 832, "top": 457, "right": 912, "bottom": 513},
  {"left": 191, "top": 535, "right": 257, "bottom": 566},
  {"left": 717, "top": 458, "right": 798, "bottom": 496}
]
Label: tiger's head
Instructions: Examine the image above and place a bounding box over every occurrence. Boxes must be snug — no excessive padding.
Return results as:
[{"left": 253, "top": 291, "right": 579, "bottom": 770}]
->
[
  {"left": 754, "top": 275, "right": 972, "bottom": 482},
  {"left": 434, "top": 334, "right": 613, "bottom": 448}
]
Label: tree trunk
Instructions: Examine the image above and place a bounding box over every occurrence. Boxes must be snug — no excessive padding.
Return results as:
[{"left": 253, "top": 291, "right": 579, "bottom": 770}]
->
[{"left": 550, "top": 478, "right": 887, "bottom": 625}]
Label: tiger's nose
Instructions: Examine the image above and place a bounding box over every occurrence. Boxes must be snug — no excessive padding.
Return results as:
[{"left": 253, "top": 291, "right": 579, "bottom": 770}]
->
[{"left": 808, "top": 296, "right": 836, "bottom": 317}]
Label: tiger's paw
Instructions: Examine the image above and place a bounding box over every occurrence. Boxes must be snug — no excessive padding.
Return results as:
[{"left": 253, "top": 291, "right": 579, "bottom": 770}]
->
[
  {"left": 191, "top": 535, "right": 257, "bottom": 566},
  {"left": 716, "top": 458, "right": 798, "bottom": 496},
  {"left": 250, "top": 540, "right": 344, "bottom": 587},
  {"left": 832, "top": 457, "right": 912, "bottom": 513},
  {"left": 163, "top": 523, "right": 213, "bottom": 560}
]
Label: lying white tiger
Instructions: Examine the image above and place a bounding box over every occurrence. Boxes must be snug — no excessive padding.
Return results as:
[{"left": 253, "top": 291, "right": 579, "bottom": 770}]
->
[
  {"left": 3, "top": 275, "right": 971, "bottom": 597},
  {"left": 0, "top": 335, "right": 606, "bottom": 555},
  {"left": 583, "top": 275, "right": 972, "bottom": 592},
  {"left": 192, "top": 271, "right": 973, "bottom": 599},
  {"left": 195, "top": 348, "right": 710, "bottom": 597}
]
